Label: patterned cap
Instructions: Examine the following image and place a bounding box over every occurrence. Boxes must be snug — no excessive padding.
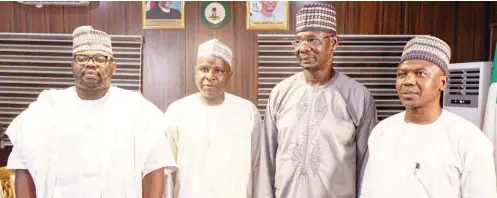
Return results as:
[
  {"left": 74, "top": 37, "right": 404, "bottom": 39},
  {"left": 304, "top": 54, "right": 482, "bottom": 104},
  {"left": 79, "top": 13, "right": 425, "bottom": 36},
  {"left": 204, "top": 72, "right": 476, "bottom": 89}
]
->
[
  {"left": 197, "top": 39, "right": 233, "bottom": 67},
  {"left": 400, "top": 36, "right": 451, "bottom": 74},
  {"left": 296, "top": 3, "right": 337, "bottom": 35},
  {"left": 72, "top": 25, "right": 113, "bottom": 55}
]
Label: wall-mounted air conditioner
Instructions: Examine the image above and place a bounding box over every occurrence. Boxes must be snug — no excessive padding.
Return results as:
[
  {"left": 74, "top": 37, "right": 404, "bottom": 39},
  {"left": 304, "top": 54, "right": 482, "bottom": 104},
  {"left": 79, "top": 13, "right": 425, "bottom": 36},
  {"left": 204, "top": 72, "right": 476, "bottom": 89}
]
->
[
  {"left": 443, "top": 61, "right": 492, "bottom": 129},
  {"left": 16, "top": 1, "right": 90, "bottom": 8}
]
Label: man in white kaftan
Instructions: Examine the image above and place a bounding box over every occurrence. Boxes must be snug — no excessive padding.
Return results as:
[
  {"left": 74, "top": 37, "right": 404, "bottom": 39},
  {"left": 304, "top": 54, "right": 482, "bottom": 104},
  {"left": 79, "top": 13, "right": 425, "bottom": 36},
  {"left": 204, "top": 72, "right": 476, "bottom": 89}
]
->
[
  {"left": 255, "top": 3, "right": 378, "bottom": 198},
  {"left": 164, "top": 39, "right": 262, "bottom": 198},
  {"left": 6, "top": 26, "right": 176, "bottom": 198},
  {"left": 360, "top": 36, "right": 497, "bottom": 198}
]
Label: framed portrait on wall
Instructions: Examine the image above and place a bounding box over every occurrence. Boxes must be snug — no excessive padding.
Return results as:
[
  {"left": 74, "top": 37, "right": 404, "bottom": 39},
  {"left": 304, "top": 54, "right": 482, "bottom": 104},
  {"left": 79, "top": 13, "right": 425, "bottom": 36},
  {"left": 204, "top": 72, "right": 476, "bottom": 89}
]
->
[
  {"left": 142, "top": 1, "right": 185, "bottom": 29},
  {"left": 246, "top": 1, "right": 289, "bottom": 30}
]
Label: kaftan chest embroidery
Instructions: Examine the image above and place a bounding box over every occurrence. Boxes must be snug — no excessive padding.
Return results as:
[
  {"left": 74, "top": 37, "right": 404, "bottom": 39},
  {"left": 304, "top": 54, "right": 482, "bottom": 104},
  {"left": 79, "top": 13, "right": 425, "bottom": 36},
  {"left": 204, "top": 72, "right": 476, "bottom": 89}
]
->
[{"left": 290, "top": 90, "right": 328, "bottom": 178}]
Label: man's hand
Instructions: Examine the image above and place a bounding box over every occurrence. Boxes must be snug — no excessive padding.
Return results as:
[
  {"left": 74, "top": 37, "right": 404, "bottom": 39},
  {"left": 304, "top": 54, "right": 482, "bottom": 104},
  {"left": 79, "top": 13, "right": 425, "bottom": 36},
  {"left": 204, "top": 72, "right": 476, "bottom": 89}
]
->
[
  {"left": 15, "top": 169, "right": 36, "bottom": 198},
  {"left": 143, "top": 168, "right": 165, "bottom": 198}
]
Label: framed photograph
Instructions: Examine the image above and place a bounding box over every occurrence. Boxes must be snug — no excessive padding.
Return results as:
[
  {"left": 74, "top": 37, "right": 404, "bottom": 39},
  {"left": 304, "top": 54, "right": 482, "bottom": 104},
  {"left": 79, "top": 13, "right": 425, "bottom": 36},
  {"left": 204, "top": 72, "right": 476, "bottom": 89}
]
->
[
  {"left": 246, "top": 1, "right": 289, "bottom": 30},
  {"left": 142, "top": 1, "right": 185, "bottom": 29}
]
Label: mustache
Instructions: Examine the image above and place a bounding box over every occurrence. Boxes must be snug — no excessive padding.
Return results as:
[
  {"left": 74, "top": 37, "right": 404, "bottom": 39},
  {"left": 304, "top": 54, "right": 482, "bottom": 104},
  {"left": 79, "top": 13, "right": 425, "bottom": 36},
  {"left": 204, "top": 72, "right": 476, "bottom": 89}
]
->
[
  {"left": 83, "top": 69, "right": 99, "bottom": 75},
  {"left": 299, "top": 55, "right": 314, "bottom": 59},
  {"left": 400, "top": 88, "right": 419, "bottom": 94}
]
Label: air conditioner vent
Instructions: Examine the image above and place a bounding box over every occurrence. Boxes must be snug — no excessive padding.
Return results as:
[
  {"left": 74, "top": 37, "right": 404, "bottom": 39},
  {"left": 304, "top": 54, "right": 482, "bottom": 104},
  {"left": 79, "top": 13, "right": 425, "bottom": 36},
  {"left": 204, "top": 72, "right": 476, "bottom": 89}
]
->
[{"left": 447, "top": 68, "right": 480, "bottom": 96}]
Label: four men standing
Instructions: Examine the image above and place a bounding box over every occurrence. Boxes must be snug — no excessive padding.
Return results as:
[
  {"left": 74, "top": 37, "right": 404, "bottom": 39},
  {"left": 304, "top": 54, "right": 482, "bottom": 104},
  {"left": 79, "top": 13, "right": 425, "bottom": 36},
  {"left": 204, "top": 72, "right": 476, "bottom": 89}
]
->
[{"left": 4, "top": 2, "right": 497, "bottom": 198}]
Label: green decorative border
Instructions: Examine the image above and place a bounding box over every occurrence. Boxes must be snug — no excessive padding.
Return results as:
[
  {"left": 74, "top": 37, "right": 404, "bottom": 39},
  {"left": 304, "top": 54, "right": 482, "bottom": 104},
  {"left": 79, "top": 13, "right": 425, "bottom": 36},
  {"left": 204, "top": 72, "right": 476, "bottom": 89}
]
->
[{"left": 201, "top": 1, "right": 230, "bottom": 29}]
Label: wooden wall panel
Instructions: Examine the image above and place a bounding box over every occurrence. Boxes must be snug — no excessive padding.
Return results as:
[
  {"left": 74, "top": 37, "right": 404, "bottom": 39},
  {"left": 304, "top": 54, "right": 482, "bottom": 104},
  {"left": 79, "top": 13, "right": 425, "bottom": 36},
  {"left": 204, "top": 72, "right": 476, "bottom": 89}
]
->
[
  {"left": 405, "top": 2, "right": 457, "bottom": 60},
  {"left": 0, "top": 2, "right": 14, "bottom": 32},
  {"left": 0, "top": 1, "right": 495, "bottom": 166},
  {"left": 381, "top": 2, "right": 404, "bottom": 34},
  {"left": 142, "top": 30, "right": 186, "bottom": 110}
]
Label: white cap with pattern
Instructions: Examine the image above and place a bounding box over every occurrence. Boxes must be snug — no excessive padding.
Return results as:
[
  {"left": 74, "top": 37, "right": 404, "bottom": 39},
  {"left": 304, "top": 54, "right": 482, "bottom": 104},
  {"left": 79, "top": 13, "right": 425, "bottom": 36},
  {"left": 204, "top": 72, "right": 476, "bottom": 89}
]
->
[
  {"left": 296, "top": 3, "right": 337, "bottom": 35},
  {"left": 400, "top": 35, "right": 451, "bottom": 74},
  {"left": 72, "top": 25, "right": 113, "bottom": 55},
  {"left": 197, "top": 39, "right": 233, "bottom": 67}
]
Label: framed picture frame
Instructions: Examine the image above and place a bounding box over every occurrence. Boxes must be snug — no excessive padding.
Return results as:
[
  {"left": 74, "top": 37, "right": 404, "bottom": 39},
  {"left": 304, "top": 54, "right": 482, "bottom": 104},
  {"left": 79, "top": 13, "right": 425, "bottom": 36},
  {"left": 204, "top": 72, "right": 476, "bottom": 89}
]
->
[
  {"left": 142, "top": 1, "right": 185, "bottom": 29},
  {"left": 246, "top": 1, "right": 289, "bottom": 30}
]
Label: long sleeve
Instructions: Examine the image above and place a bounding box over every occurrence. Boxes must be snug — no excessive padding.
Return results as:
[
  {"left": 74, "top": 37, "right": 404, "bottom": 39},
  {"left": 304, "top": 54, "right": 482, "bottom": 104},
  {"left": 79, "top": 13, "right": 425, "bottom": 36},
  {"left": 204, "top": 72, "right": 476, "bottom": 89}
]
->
[
  {"left": 358, "top": 156, "right": 374, "bottom": 198},
  {"left": 460, "top": 136, "right": 497, "bottom": 198},
  {"left": 249, "top": 105, "right": 263, "bottom": 198},
  {"left": 6, "top": 116, "right": 27, "bottom": 171},
  {"left": 163, "top": 104, "right": 180, "bottom": 198},
  {"left": 356, "top": 92, "right": 377, "bottom": 193},
  {"left": 254, "top": 95, "right": 278, "bottom": 198},
  {"left": 164, "top": 105, "right": 179, "bottom": 165},
  {"left": 358, "top": 123, "right": 382, "bottom": 198},
  {"left": 6, "top": 90, "right": 53, "bottom": 171},
  {"left": 141, "top": 107, "right": 177, "bottom": 178}
]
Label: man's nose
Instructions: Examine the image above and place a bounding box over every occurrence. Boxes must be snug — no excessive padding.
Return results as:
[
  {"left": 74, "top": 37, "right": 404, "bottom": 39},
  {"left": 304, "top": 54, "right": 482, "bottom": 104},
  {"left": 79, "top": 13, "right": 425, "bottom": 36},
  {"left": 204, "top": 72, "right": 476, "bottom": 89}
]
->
[
  {"left": 402, "top": 73, "right": 416, "bottom": 85},
  {"left": 298, "top": 43, "right": 312, "bottom": 53},
  {"left": 205, "top": 69, "right": 215, "bottom": 80},
  {"left": 84, "top": 59, "right": 98, "bottom": 68}
]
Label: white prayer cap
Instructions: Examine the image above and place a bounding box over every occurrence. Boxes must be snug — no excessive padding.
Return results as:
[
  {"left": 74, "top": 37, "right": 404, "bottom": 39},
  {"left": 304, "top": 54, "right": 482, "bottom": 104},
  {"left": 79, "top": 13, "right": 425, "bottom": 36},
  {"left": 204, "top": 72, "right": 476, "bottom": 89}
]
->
[
  {"left": 197, "top": 39, "right": 232, "bottom": 67},
  {"left": 72, "top": 25, "right": 113, "bottom": 55},
  {"left": 296, "top": 3, "right": 337, "bottom": 35},
  {"left": 400, "top": 35, "right": 451, "bottom": 74}
]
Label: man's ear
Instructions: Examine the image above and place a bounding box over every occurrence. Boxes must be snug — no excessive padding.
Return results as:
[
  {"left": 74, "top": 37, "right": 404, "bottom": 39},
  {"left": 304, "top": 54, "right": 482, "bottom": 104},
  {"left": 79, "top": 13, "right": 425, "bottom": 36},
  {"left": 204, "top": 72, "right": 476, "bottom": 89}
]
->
[
  {"left": 330, "top": 36, "right": 339, "bottom": 51},
  {"left": 439, "top": 74, "right": 448, "bottom": 91},
  {"left": 112, "top": 61, "right": 117, "bottom": 75}
]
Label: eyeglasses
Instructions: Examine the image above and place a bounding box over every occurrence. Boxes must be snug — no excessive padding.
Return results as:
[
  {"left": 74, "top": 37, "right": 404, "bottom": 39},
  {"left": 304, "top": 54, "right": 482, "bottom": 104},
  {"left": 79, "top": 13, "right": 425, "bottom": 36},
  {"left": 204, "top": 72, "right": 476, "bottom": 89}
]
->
[
  {"left": 196, "top": 66, "right": 227, "bottom": 77},
  {"left": 73, "top": 54, "right": 112, "bottom": 65},
  {"left": 291, "top": 35, "right": 335, "bottom": 48}
]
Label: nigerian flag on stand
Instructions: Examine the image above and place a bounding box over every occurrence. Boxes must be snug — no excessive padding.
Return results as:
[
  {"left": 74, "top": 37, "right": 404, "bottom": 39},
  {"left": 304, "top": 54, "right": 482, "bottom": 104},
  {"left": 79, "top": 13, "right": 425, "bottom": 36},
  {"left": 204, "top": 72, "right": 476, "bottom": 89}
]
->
[{"left": 483, "top": 43, "right": 497, "bottom": 176}]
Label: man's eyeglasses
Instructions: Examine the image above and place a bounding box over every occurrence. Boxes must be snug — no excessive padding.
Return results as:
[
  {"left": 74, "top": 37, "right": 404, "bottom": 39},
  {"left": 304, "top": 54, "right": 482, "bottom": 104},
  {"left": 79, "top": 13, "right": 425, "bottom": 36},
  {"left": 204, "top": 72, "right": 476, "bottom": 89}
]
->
[
  {"left": 73, "top": 54, "right": 112, "bottom": 65},
  {"left": 291, "top": 35, "right": 335, "bottom": 48}
]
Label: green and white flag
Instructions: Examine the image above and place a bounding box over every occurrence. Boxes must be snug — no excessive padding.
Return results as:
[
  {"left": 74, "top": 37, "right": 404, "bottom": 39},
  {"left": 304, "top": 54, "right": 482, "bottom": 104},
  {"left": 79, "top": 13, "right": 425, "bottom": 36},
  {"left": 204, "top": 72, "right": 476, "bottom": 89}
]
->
[{"left": 483, "top": 42, "right": 497, "bottom": 175}]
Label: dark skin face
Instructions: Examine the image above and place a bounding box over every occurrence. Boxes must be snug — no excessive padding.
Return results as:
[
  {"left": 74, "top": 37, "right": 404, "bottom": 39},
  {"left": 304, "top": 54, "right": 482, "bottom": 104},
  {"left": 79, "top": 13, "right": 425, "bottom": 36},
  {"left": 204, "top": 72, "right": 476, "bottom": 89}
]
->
[
  {"left": 159, "top": 1, "right": 173, "bottom": 8},
  {"left": 71, "top": 50, "right": 116, "bottom": 100},
  {"left": 195, "top": 56, "right": 232, "bottom": 105},
  {"left": 396, "top": 59, "right": 448, "bottom": 109},
  {"left": 294, "top": 30, "right": 338, "bottom": 71}
]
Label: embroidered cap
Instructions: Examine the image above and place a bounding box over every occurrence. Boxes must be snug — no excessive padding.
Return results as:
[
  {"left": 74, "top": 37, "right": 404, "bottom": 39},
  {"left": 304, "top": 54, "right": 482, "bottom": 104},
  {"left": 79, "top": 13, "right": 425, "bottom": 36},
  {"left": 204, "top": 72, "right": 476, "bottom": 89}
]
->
[
  {"left": 400, "top": 36, "right": 451, "bottom": 74},
  {"left": 296, "top": 3, "right": 337, "bottom": 35},
  {"left": 72, "top": 25, "right": 113, "bottom": 55},
  {"left": 197, "top": 39, "right": 233, "bottom": 67}
]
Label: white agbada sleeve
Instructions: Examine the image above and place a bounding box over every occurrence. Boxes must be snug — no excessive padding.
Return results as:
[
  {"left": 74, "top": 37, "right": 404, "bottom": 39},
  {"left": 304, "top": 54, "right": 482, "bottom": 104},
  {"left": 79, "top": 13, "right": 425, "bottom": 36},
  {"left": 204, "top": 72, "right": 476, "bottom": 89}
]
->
[
  {"left": 359, "top": 121, "right": 384, "bottom": 198},
  {"left": 163, "top": 102, "right": 180, "bottom": 198},
  {"left": 6, "top": 90, "right": 53, "bottom": 171},
  {"left": 250, "top": 104, "right": 263, "bottom": 198},
  {"left": 142, "top": 135, "right": 176, "bottom": 177},
  {"left": 6, "top": 117, "right": 28, "bottom": 170},
  {"left": 460, "top": 134, "right": 497, "bottom": 198},
  {"left": 140, "top": 100, "right": 177, "bottom": 177}
]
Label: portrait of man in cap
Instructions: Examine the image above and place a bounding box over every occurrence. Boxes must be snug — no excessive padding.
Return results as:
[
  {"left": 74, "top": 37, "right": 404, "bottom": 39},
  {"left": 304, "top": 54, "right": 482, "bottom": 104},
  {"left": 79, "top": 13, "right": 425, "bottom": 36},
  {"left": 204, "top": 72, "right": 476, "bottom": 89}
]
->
[
  {"left": 250, "top": 1, "right": 284, "bottom": 22},
  {"left": 247, "top": 0, "right": 289, "bottom": 30},
  {"left": 5, "top": 25, "right": 176, "bottom": 198}
]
